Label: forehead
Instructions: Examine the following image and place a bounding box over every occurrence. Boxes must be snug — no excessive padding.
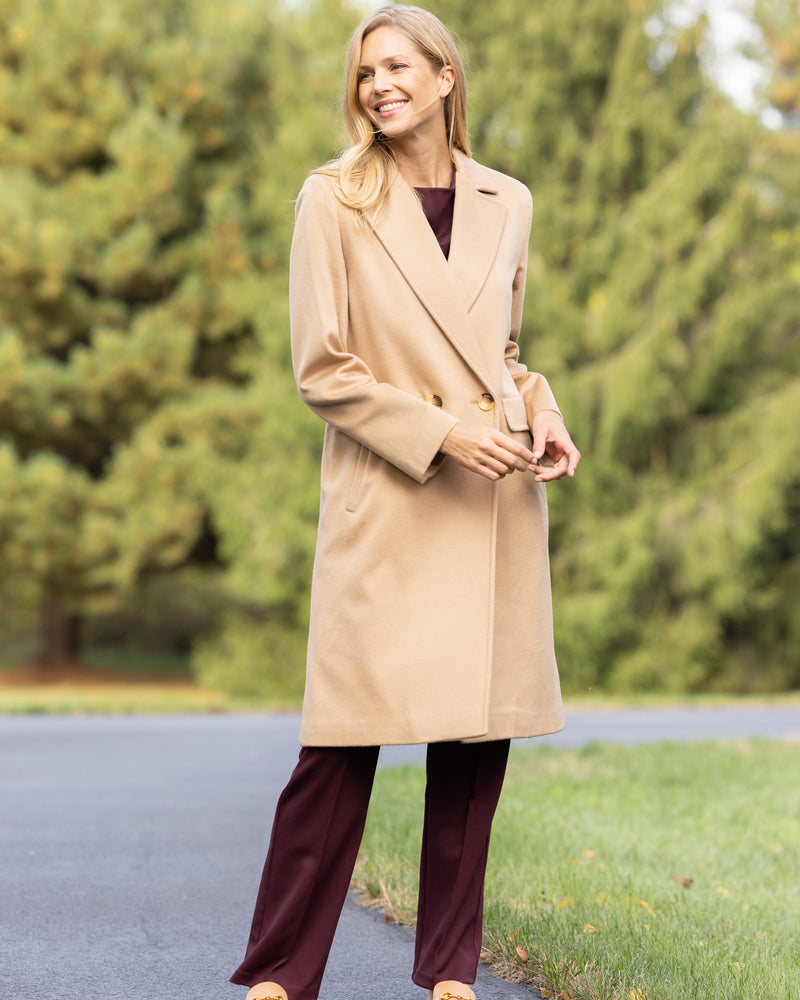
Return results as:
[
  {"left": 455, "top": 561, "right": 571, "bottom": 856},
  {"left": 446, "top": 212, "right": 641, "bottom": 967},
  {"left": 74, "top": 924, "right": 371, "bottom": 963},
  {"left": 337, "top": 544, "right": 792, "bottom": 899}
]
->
[{"left": 359, "top": 25, "right": 421, "bottom": 65}]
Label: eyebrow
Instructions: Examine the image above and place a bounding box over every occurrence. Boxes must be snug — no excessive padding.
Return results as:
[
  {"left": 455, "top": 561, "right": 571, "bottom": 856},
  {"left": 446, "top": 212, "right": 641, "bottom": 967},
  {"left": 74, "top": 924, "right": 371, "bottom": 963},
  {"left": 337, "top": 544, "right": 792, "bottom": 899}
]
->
[{"left": 358, "top": 53, "right": 414, "bottom": 71}]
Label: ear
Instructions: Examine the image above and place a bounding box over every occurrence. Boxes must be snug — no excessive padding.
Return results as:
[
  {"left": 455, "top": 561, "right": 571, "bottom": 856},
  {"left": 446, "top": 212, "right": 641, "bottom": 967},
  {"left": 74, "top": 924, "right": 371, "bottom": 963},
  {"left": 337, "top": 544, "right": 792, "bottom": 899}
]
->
[{"left": 439, "top": 64, "right": 455, "bottom": 98}]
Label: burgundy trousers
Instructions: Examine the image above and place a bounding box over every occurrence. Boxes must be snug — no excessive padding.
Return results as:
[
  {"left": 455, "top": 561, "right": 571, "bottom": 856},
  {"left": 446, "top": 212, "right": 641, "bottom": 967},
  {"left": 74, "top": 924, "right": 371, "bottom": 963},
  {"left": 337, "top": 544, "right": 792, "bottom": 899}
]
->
[{"left": 230, "top": 739, "right": 510, "bottom": 1000}]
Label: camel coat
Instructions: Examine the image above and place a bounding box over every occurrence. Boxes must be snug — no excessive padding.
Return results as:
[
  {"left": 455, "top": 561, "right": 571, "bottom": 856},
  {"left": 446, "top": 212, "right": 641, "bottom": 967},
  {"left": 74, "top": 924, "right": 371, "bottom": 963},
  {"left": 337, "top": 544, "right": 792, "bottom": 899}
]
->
[{"left": 291, "top": 150, "right": 565, "bottom": 746}]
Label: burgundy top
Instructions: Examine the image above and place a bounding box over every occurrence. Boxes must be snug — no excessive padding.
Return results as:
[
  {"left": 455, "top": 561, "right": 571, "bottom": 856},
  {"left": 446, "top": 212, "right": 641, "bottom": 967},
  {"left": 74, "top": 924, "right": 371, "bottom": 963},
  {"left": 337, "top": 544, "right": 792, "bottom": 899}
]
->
[{"left": 415, "top": 165, "right": 456, "bottom": 258}]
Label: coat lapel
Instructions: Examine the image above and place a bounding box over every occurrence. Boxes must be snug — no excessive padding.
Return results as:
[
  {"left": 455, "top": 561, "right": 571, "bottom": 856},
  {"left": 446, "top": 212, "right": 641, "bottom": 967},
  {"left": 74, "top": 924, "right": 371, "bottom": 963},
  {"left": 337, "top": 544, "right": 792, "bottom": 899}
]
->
[
  {"left": 370, "top": 152, "right": 507, "bottom": 391},
  {"left": 448, "top": 152, "right": 506, "bottom": 313}
]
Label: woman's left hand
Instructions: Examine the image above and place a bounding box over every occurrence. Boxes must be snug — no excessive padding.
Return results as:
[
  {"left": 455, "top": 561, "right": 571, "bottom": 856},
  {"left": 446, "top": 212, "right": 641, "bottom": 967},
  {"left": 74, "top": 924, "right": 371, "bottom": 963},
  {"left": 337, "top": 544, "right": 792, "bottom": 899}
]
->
[{"left": 531, "top": 410, "right": 581, "bottom": 481}]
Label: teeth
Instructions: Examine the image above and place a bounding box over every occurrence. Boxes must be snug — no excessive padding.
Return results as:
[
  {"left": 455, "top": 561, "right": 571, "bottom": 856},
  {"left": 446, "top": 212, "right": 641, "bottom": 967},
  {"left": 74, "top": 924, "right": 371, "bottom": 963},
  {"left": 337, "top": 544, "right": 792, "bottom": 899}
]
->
[{"left": 378, "top": 101, "right": 406, "bottom": 112}]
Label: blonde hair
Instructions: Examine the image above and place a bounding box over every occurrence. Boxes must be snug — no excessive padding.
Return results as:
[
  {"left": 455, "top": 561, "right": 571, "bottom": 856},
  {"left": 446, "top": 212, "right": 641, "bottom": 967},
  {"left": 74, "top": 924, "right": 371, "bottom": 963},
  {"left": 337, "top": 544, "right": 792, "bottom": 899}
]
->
[{"left": 319, "top": 5, "right": 470, "bottom": 219}]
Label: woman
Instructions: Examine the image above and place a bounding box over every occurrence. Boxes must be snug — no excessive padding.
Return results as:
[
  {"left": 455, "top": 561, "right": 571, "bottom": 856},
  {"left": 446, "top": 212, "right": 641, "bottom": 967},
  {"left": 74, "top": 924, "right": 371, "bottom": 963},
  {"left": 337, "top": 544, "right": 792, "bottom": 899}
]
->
[{"left": 230, "top": 6, "right": 580, "bottom": 1000}]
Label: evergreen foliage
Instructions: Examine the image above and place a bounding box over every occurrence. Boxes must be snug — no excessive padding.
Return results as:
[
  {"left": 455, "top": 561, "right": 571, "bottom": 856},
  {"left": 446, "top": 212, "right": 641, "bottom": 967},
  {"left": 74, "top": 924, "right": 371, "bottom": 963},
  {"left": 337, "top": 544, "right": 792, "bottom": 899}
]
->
[
  {"left": 0, "top": 0, "right": 282, "bottom": 665},
  {"left": 1, "top": 0, "right": 798, "bottom": 693},
  {"left": 189, "top": 1, "right": 356, "bottom": 697},
  {"left": 758, "top": 0, "right": 800, "bottom": 129},
  {"left": 434, "top": 0, "right": 800, "bottom": 691}
]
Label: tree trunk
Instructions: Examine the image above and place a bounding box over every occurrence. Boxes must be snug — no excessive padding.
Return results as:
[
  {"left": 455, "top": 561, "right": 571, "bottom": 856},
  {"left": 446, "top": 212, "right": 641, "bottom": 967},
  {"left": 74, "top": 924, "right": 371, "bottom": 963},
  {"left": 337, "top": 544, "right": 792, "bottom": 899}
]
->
[{"left": 36, "top": 579, "right": 82, "bottom": 670}]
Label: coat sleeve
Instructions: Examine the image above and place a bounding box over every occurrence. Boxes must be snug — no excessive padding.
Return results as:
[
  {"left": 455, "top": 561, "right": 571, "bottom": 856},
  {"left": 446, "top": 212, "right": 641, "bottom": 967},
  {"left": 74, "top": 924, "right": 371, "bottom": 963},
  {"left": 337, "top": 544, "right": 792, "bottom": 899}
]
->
[
  {"left": 502, "top": 184, "right": 563, "bottom": 425},
  {"left": 290, "top": 174, "right": 459, "bottom": 485}
]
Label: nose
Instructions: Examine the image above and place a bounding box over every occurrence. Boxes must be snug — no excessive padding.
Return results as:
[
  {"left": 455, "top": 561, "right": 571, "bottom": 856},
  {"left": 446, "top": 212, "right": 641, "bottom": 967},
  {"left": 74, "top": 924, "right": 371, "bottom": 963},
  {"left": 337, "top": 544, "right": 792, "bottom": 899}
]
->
[{"left": 372, "top": 68, "right": 392, "bottom": 92}]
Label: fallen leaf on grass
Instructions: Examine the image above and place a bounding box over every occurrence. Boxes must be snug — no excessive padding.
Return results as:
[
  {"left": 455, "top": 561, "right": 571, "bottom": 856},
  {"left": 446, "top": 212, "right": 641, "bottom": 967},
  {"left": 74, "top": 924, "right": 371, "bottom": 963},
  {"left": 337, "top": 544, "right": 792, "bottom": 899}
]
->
[
  {"left": 515, "top": 945, "right": 530, "bottom": 962},
  {"left": 582, "top": 924, "right": 596, "bottom": 933}
]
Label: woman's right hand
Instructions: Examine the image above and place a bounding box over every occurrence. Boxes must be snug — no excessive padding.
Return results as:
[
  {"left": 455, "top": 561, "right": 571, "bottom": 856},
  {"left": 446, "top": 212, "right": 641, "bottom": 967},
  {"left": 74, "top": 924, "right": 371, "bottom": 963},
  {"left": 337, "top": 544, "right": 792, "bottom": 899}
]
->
[{"left": 439, "top": 422, "right": 537, "bottom": 481}]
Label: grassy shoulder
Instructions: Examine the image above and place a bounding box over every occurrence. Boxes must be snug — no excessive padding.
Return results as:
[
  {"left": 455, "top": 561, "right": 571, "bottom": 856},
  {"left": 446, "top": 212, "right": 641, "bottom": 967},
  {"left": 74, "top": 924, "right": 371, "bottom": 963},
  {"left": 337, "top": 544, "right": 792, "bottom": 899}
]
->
[
  {"left": 0, "top": 681, "right": 285, "bottom": 714},
  {"left": 2, "top": 661, "right": 799, "bottom": 716},
  {"left": 354, "top": 740, "right": 800, "bottom": 1000},
  {"left": 0, "top": 662, "right": 300, "bottom": 714}
]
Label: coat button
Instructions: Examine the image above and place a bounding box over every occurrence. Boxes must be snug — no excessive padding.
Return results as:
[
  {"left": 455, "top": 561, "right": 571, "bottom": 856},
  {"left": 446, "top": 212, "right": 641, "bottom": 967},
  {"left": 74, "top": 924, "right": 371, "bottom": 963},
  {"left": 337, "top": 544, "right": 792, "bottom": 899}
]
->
[
  {"left": 478, "top": 393, "right": 495, "bottom": 411},
  {"left": 426, "top": 394, "right": 443, "bottom": 407}
]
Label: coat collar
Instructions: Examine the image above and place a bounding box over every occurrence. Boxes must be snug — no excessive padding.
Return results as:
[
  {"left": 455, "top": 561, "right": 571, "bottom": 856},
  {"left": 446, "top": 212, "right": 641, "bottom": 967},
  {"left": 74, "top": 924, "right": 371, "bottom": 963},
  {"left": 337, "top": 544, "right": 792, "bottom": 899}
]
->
[{"left": 370, "top": 150, "right": 507, "bottom": 391}]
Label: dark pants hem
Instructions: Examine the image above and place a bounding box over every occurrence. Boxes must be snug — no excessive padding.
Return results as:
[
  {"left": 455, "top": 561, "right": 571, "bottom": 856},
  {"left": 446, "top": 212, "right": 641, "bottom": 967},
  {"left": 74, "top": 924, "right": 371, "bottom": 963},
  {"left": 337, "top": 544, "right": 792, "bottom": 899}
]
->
[{"left": 231, "top": 739, "right": 510, "bottom": 998}]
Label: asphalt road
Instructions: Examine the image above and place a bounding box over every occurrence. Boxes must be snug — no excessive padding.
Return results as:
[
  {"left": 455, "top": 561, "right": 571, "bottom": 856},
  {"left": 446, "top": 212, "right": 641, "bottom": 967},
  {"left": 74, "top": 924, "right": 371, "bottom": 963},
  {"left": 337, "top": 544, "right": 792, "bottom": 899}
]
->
[{"left": 2, "top": 706, "right": 799, "bottom": 1000}]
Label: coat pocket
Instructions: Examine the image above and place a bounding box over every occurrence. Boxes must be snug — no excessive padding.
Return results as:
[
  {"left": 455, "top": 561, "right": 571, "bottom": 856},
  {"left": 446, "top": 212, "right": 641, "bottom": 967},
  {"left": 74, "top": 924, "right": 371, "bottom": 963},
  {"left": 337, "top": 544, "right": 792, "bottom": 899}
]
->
[
  {"left": 502, "top": 394, "right": 530, "bottom": 433},
  {"left": 345, "top": 444, "right": 370, "bottom": 513}
]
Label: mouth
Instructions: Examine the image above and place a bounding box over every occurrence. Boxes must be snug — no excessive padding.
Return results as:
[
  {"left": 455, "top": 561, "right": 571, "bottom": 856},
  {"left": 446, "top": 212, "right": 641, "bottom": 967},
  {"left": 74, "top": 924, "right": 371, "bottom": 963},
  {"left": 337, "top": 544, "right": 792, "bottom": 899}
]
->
[{"left": 374, "top": 99, "right": 408, "bottom": 115}]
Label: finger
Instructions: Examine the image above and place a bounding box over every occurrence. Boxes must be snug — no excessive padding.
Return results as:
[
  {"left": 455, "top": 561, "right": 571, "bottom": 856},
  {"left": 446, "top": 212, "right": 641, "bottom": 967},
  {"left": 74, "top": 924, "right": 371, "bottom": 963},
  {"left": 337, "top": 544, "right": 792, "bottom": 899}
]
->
[
  {"left": 502, "top": 448, "right": 532, "bottom": 473},
  {"left": 482, "top": 454, "right": 516, "bottom": 476},
  {"left": 493, "top": 434, "right": 535, "bottom": 468},
  {"left": 475, "top": 462, "right": 506, "bottom": 481},
  {"left": 516, "top": 443, "right": 537, "bottom": 465},
  {"left": 533, "top": 466, "right": 560, "bottom": 482},
  {"left": 530, "top": 423, "right": 559, "bottom": 460},
  {"left": 482, "top": 439, "right": 530, "bottom": 473},
  {"left": 478, "top": 442, "right": 529, "bottom": 478},
  {"left": 534, "top": 455, "right": 570, "bottom": 481},
  {"left": 466, "top": 447, "right": 511, "bottom": 477}
]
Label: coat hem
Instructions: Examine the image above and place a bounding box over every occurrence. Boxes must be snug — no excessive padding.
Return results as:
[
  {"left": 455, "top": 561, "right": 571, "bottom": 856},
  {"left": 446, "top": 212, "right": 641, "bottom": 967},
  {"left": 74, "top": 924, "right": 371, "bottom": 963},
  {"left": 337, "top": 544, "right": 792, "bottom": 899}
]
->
[{"left": 298, "top": 711, "right": 566, "bottom": 748}]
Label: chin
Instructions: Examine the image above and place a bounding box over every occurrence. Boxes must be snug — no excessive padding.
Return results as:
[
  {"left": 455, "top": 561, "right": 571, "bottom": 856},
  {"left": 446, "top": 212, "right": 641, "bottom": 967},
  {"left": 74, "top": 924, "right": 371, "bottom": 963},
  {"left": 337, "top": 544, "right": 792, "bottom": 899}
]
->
[{"left": 375, "top": 121, "right": 410, "bottom": 141}]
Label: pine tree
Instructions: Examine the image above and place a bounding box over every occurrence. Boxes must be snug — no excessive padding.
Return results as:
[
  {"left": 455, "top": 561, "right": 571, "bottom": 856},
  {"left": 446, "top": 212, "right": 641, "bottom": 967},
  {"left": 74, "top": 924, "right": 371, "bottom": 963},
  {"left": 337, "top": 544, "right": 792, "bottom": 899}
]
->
[
  {"left": 435, "top": 0, "right": 800, "bottom": 691},
  {"left": 196, "top": 0, "right": 800, "bottom": 696},
  {"left": 5, "top": 0, "right": 797, "bottom": 693},
  {"left": 0, "top": 0, "right": 279, "bottom": 666},
  {"left": 189, "top": 0, "right": 359, "bottom": 698},
  {"left": 757, "top": 0, "right": 800, "bottom": 129}
]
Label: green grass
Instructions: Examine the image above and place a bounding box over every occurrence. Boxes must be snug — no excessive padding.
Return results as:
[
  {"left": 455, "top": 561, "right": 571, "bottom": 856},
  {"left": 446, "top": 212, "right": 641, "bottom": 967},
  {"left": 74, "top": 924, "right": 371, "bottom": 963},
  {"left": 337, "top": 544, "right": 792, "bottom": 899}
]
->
[
  {"left": 354, "top": 740, "right": 800, "bottom": 1000},
  {"left": 561, "top": 690, "right": 800, "bottom": 709},
  {"left": 1, "top": 667, "right": 798, "bottom": 716},
  {"left": 0, "top": 647, "right": 305, "bottom": 713},
  {"left": 0, "top": 669, "right": 302, "bottom": 714},
  {"left": 0, "top": 681, "right": 276, "bottom": 714}
]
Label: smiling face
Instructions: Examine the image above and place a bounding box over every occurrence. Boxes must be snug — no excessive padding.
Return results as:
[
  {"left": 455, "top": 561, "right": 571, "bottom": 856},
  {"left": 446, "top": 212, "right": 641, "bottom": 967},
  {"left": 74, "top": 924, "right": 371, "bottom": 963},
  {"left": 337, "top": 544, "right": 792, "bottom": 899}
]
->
[{"left": 357, "top": 26, "right": 454, "bottom": 145}]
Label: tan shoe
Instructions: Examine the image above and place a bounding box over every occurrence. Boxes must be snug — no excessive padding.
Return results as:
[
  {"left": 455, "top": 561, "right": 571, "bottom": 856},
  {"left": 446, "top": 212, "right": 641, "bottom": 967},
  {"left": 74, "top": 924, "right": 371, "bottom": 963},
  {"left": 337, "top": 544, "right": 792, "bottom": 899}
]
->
[
  {"left": 428, "top": 982, "right": 476, "bottom": 1000},
  {"left": 245, "top": 984, "right": 288, "bottom": 1000}
]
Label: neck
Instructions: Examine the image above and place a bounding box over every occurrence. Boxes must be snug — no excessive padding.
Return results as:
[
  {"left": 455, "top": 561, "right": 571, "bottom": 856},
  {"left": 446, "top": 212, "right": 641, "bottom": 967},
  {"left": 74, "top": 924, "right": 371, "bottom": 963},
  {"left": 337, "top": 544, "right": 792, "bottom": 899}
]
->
[{"left": 392, "top": 135, "right": 453, "bottom": 189}]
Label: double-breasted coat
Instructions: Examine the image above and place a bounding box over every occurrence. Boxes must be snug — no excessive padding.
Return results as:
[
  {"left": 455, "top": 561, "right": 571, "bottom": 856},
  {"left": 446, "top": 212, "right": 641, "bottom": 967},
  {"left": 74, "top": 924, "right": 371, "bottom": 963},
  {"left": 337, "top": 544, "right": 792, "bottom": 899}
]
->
[{"left": 290, "top": 149, "right": 565, "bottom": 746}]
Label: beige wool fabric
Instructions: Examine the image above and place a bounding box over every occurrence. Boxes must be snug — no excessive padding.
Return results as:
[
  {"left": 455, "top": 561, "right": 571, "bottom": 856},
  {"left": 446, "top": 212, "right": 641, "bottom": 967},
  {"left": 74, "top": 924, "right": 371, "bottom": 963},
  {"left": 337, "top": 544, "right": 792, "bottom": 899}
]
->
[{"left": 291, "top": 150, "right": 565, "bottom": 746}]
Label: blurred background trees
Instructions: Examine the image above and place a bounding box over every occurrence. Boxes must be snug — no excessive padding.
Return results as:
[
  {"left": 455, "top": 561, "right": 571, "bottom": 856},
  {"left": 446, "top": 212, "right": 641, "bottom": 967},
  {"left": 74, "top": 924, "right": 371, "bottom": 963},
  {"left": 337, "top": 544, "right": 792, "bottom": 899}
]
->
[
  {"left": 0, "top": 0, "right": 797, "bottom": 695},
  {"left": 758, "top": 0, "right": 800, "bottom": 128},
  {"left": 435, "top": 0, "right": 800, "bottom": 692},
  {"left": 0, "top": 0, "right": 348, "bottom": 687}
]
